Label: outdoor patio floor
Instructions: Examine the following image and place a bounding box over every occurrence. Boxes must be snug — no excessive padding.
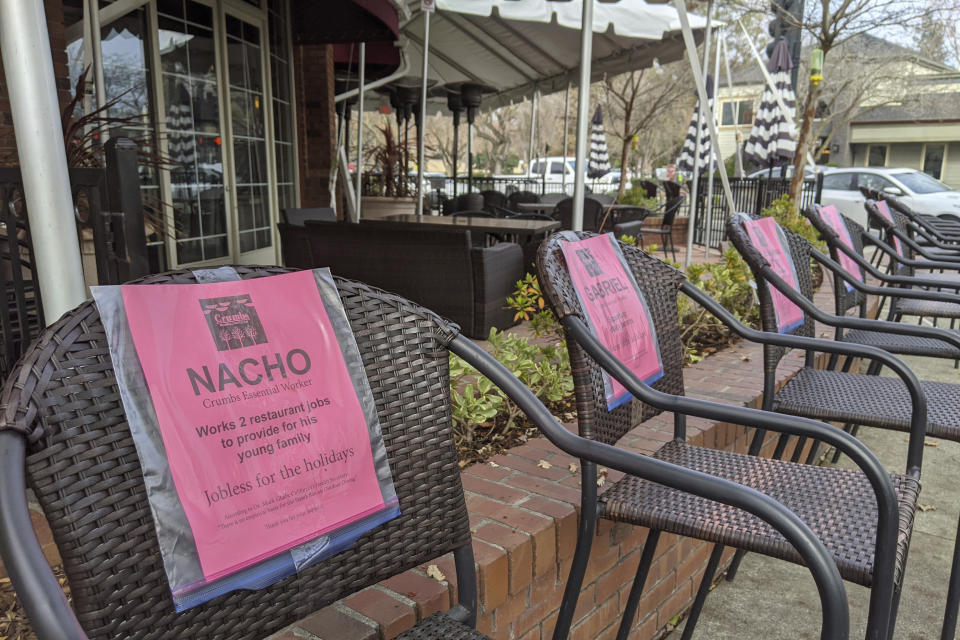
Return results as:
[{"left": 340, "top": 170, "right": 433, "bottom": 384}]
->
[{"left": 669, "top": 339, "right": 958, "bottom": 639}]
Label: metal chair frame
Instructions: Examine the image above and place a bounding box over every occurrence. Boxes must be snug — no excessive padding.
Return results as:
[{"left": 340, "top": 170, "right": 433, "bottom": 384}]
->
[{"left": 537, "top": 233, "right": 913, "bottom": 640}]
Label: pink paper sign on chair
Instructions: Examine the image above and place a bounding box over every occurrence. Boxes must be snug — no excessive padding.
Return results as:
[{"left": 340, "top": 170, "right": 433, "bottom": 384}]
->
[
  {"left": 122, "top": 270, "right": 391, "bottom": 583},
  {"left": 818, "top": 204, "right": 865, "bottom": 292},
  {"left": 876, "top": 200, "right": 905, "bottom": 258},
  {"left": 561, "top": 233, "right": 664, "bottom": 410},
  {"left": 742, "top": 217, "right": 805, "bottom": 333}
]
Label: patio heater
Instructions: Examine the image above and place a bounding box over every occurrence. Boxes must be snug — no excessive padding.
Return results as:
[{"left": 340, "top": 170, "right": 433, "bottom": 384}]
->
[
  {"left": 447, "top": 90, "right": 464, "bottom": 199},
  {"left": 397, "top": 85, "right": 420, "bottom": 183},
  {"left": 461, "top": 83, "right": 483, "bottom": 193}
]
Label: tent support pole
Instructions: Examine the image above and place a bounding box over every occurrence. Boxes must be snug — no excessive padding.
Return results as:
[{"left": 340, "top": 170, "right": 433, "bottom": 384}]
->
[
  {"left": 417, "top": 10, "right": 430, "bottom": 216},
  {"left": 561, "top": 83, "right": 570, "bottom": 193},
  {"left": 683, "top": 1, "right": 712, "bottom": 268},
  {"left": 572, "top": 0, "right": 594, "bottom": 232},
  {"left": 675, "top": 0, "right": 736, "bottom": 263},
  {"left": 355, "top": 42, "right": 366, "bottom": 222},
  {"left": 703, "top": 26, "right": 724, "bottom": 256},
  {"left": 721, "top": 37, "right": 744, "bottom": 178},
  {"left": 528, "top": 88, "right": 538, "bottom": 183},
  {"left": 0, "top": 0, "right": 87, "bottom": 320}
]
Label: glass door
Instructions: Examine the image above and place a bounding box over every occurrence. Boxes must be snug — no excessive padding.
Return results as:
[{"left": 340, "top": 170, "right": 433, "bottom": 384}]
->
[{"left": 222, "top": 9, "right": 276, "bottom": 264}]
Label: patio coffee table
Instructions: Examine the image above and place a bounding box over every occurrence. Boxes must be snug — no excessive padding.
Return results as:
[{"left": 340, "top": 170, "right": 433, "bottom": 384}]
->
[{"left": 385, "top": 213, "right": 560, "bottom": 235}]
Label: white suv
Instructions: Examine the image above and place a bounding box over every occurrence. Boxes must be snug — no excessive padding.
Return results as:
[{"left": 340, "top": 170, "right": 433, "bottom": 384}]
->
[{"left": 820, "top": 167, "right": 960, "bottom": 227}]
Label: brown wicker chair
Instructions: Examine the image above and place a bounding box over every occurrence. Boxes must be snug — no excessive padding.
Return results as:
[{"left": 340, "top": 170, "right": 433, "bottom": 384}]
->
[
  {"left": 0, "top": 270, "right": 856, "bottom": 640},
  {"left": 729, "top": 213, "right": 960, "bottom": 639},
  {"left": 537, "top": 232, "right": 917, "bottom": 640}
]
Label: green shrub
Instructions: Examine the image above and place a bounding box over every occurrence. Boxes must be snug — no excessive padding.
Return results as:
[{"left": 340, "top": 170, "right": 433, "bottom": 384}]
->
[
  {"left": 505, "top": 273, "right": 561, "bottom": 339},
  {"left": 618, "top": 185, "right": 659, "bottom": 210},
  {"left": 761, "top": 194, "right": 825, "bottom": 252}
]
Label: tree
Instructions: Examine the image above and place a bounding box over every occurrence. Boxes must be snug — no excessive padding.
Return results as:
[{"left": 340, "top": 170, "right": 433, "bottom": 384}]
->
[
  {"left": 599, "top": 60, "right": 694, "bottom": 197},
  {"left": 728, "top": 0, "right": 958, "bottom": 204}
]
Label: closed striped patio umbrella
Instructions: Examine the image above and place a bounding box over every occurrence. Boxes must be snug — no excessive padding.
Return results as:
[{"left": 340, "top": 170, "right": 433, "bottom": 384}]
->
[
  {"left": 743, "top": 39, "right": 797, "bottom": 169},
  {"left": 677, "top": 75, "right": 713, "bottom": 175},
  {"left": 588, "top": 106, "right": 610, "bottom": 177}
]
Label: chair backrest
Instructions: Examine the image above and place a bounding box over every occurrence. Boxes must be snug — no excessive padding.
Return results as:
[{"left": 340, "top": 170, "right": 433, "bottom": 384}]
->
[
  {"left": 507, "top": 190, "right": 540, "bottom": 209},
  {"left": 0, "top": 267, "right": 475, "bottom": 640},
  {"left": 802, "top": 205, "right": 869, "bottom": 316},
  {"left": 480, "top": 190, "right": 507, "bottom": 212},
  {"left": 639, "top": 180, "right": 659, "bottom": 199},
  {"left": 277, "top": 222, "right": 314, "bottom": 268},
  {"left": 863, "top": 199, "right": 916, "bottom": 276},
  {"left": 588, "top": 193, "right": 613, "bottom": 206},
  {"left": 281, "top": 207, "right": 336, "bottom": 226},
  {"left": 726, "top": 215, "right": 817, "bottom": 375},
  {"left": 537, "top": 232, "right": 687, "bottom": 445},
  {"left": 555, "top": 198, "right": 604, "bottom": 232},
  {"left": 539, "top": 192, "right": 568, "bottom": 206},
  {"left": 662, "top": 180, "right": 682, "bottom": 200},
  {"left": 660, "top": 196, "right": 684, "bottom": 227},
  {"left": 455, "top": 193, "right": 484, "bottom": 212}
]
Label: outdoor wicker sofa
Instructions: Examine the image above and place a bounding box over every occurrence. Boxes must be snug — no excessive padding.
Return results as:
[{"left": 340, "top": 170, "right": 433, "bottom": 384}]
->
[
  {"left": 536, "top": 231, "right": 914, "bottom": 640},
  {"left": 0, "top": 266, "right": 851, "bottom": 640},
  {"left": 278, "top": 220, "right": 523, "bottom": 339}
]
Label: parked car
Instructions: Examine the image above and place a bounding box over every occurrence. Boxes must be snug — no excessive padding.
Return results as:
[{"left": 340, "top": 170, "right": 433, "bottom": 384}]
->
[
  {"left": 745, "top": 165, "right": 825, "bottom": 179},
  {"left": 524, "top": 156, "right": 577, "bottom": 185},
  {"left": 594, "top": 170, "right": 632, "bottom": 191},
  {"left": 820, "top": 167, "right": 960, "bottom": 228}
]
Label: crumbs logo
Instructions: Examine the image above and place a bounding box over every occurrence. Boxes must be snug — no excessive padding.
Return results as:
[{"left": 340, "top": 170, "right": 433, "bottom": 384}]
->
[
  {"left": 575, "top": 247, "right": 604, "bottom": 277},
  {"left": 199, "top": 294, "right": 268, "bottom": 351}
]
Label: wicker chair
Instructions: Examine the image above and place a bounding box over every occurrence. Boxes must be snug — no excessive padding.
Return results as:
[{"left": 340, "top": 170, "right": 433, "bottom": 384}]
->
[
  {"left": 0, "top": 266, "right": 852, "bottom": 640},
  {"left": 884, "top": 194, "right": 960, "bottom": 241},
  {"left": 506, "top": 190, "right": 540, "bottom": 210},
  {"left": 728, "top": 214, "right": 960, "bottom": 639},
  {"left": 537, "top": 232, "right": 917, "bottom": 640},
  {"left": 865, "top": 199, "right": 960, "bottom": 267},
  {"left": 554, "top": 197, "right": 604, "bottom": 232},
  {"left": 807, "top": 204, "right": 960, "bottom": 327},
  {"left": 636, "top": 195, "right": 683, "bottom": 262}
]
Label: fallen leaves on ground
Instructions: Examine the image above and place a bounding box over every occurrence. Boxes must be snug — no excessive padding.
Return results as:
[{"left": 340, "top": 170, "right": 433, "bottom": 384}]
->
[
  {"left": 425, "top": 565, "right": 446, "bottom": 582},
  {"left": 537, "top": 460, "right": 552, "bottom": 469},
  {"left": 919, "top": 504, "right": 937, "bottom": 512}
]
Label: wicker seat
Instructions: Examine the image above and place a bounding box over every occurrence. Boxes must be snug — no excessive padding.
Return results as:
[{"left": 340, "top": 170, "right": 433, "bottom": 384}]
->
[
  {"left": 602, "top": 440, "right": 919, "bottom": 588},
  {"left": 839, "top": 327, "right": 960, "bottom": 359},
  {"left": 774, "top": 368, "right": 960, "bottom": 440},
  {"left": 537, "top": 232, "right": 907, "bottom": 640},
  {"left": 0, "top": 266, "right": 512, "bottom": 640}
]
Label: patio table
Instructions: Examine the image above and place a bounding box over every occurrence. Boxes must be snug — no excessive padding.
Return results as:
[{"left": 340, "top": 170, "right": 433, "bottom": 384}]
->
[
  {"left": 515, "top": 202, "right": 557, "bottom": 215},
  {"left": 384, "top": 213, "right": 560, "bottom": 235}
]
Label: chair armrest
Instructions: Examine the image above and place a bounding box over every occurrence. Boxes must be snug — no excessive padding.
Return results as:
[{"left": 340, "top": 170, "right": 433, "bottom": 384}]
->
[
  {"left": 449, "top": 336, "right": 851, "bottom": 640},
  {"left": 822, "top": 242, "right": 960, "bottom": 291},
  {"left": 0, "top": 431, "right": 87, "bottom": 640},
  {"left": 871, "top": 235, "right": 960, "bottom": 271},
  {"left": 810, "top": 248, "right": 960, "bottom": 303},
  {"left": 681, "top": 280, "right": 927, "bottom": 475},
  {"left": 612, "top": 220, "right": 646, "bottom": 238},
  {"left": 892, "top": 228, "right": 960, "bottom": 262}
]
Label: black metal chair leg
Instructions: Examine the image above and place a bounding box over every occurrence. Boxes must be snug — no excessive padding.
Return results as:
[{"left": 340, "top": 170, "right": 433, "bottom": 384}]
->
[
  {"left": 553, "top": 461, "right": 599, "bottom": 640},
  {"left": 773, "top": 433, "right": 791, "bottom": 459},
  {"left": 805, "top": 440, "right": 823, "bottom": 465},
  {"left": 725, "top": 548, "right": 747, "bottom": 582},
  {"left": 940, "top": 515, "right": 960, "bottom": 640},
  {"left": 615, "top": 529, "right": 662, "bottom": 640},
  {"left": 790, "top": 436, "right": 808, "bottom": 463},
  {"left": 831, "top": 424, "right": 856, "bottom": 464},
  {"left": 679, "top": 544, "right": 724, "bottom": 640}
]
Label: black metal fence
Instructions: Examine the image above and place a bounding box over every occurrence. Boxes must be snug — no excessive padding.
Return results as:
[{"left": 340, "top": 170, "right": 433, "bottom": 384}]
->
[
  {"left": 361, "top": 173, "right": 620, "bottom": 199},
  {"left": 692, "top": 174, "right": 824, "bottom": 249},
  {"left": 0, "top": 137, "right": 149, "bottom": 380}
]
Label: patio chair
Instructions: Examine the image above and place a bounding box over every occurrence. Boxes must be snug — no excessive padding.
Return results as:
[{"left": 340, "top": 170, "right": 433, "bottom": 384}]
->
[
  {"left": 555, "top": 197, "right": 604, "bottom": 232},
  {"left": 0, "top": 267, "right": 850, "bottom": 640},
  {"left": 587, "top": 193, "right": 614, "bottom": 206},
  {"left": 506, "top": 190, "right": 540, "bottom": 210},
  {"left": 866, "top": 199, "right": 960, "bottom": 265},
  {"left": 883, "top": 194, "right": 960, "bottom": 241},
  {"left": 809, "top": 204, "right": 960, "bottom": 327},
  {"left": 636, "top": 195, "right": 683, "bottom": 262},
  {"left": 536, "top": 232, "right": 919, "bottom": 640},
  {"left": 504, "top": 212, "right": 557, "bottom": 267},
  {"left": 727, "top": 214, "right": 960, "bottom": 639},
  {"left": 639, "top": 180, "right": 659, "bottom": 199},
  {"left": 480, "top": 189, "right": 507, "bottom": 214},
  {"left": 455, "top": 193, "right": 484, "bottom": 213}
]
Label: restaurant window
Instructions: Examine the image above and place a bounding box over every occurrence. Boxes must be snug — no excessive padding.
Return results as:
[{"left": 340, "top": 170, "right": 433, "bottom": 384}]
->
[
  {"left": 867, "top": 144, "right": 888, "bottom": 168},
  {"left": 268, "top": 0, "right": 297, "bottom": 211},
  {"left": 720, "top": 100, "right": 754, "bottom": 126},
  {"left": 923, "top": 144, "right": 945, "bottom": 180}
]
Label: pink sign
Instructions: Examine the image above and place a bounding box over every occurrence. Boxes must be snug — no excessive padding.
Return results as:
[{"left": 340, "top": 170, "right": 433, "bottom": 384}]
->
[
  {"left": 122, "top": 271, "right": 387, "bottom": 582},
  {"left": 561, "top": 234, "right": 663, "bottom": 409},
  {"left": 818, "top": 205, "right": 864, "bottom": 292},
  {"left": 876, "top": 200, "right": 905, "bottom": 258},
  {"left": 743, "top": 217, "right": 805, "bottom": 333}
]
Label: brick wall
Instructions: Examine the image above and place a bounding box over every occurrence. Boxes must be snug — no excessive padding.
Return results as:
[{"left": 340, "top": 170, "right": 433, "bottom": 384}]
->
[
  {"left": 3, "top": 286, "right": 852, "bottom": 640},
  {"left": 0, "top": 0, "right": 72, "bottom": 166},
  {"left": 293, "top": 43, "right": 336, "bottom": 209}
]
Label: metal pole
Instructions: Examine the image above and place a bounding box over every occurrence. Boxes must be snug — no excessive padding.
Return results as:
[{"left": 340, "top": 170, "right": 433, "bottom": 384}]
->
[
  {"left": 561, "top": 83, "right": 570, "bottom": 193},
  {"left": 355, "top": 43, "right": 365, "bottom": 222},
  {"left": 703, "top": 27, "right": 724, "bottom": 256},
  {"left": 527, "top": 89, "right": 538, "bottom": 176},
  {"left": 0, "top": 0, "right": 87, "bottom": 319},
  {"left": 572, "top": 0, "right": 594, "bottom": 232},
  {"left": 417, "top": 11, "right": 430, "bottom": 216},
  {"left": 86, "top": 0, "right": 106, "bottom": 114},
  {"left": 683, "top": 1, "right": 711, "bottom": 268},
  {"left": 452, "top": 112, "right": 459, "bottom": 199},
  {"left": 721, "top": 37, "right": 744, "bottom": 178},
  {"left": 675, "top": 0, "right": 737, "bottom": 258}
]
